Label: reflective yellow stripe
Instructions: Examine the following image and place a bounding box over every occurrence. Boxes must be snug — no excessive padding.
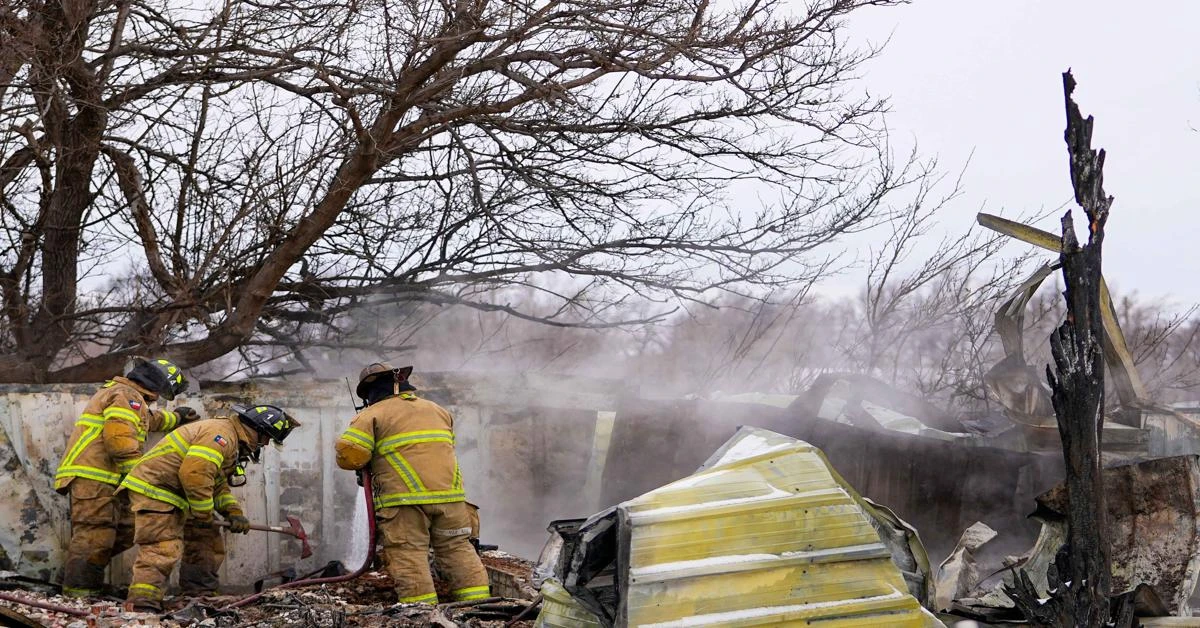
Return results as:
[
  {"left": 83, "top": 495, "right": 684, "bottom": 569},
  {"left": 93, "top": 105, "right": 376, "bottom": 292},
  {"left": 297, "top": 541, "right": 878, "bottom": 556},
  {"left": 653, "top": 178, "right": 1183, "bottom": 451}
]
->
[
  {"left": 56, "top": 422, "right": 112, "bottom": 487},
  {"left": 186, "top": 445, "right": 224, "bottom": 467},
  {"left": 61, "top": 426, "right": 100, "bottom": 469},
  {"left": 76, "top": 413, "right": 104, "bottom": 429},
  {"left": 117, "top": 458, "right": 138, "bottom": 473},
  {"left": 377, "top": 430, "right": 453, "bottom": 453},
  {"left": 104, "top": 406, "right": 147, "bottom": 441},
  {"left": 215, "top": 493, "right": 238, "bottom": 510},
  {"left": 452, "top": 464, "right": 462, "bottom": 490},
  {"left": 451, "top": 585, "right": 491, "bottom": 601},
  {"left": 120, "top": 476, "right": 188, "bottom": 510},
  {"left": 55, "top": 465, "right": 121, "bottom": 485},
  {"left": 385, "top": 453, "right": 426, "bottom": 492},
  {"left": 340, "top": 428, "right": 375, "bottom": 451},
  {"left": 160, "top": 410, "right": 178, "bottom": 430},
  {"left": 375, "top": 489, "right": 467, "bottom": 507},
  {"left": 138, "top": 431, "right": 187, "bottom": 463},
  {"left": 128, "top": 583, "right": 163, "bottom": 600},
  {"left": 61, "top": 586, "right": 100, "bottom": 598},
  {"left": 188, "top": 496, "right": 214, "bottom": 512},
  {"left": 167, "top": 432, "right": 188, "bottom": 452},
  {"left": 103, "top": 406, "right": 141, "bottom": 424},
  {"left": 397, "top": 592, "right": 438, "bottom": 604}
]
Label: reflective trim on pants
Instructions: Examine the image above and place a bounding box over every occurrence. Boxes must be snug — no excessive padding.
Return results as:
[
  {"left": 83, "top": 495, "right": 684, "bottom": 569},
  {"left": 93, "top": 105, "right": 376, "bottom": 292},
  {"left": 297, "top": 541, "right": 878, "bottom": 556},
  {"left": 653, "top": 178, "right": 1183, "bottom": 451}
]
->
[
  {"left": 451, "top": 585, "right": 491, "bottom": 601},
  {"left": 127, "top": 583, "right": 163, "bottom": 601},
  {"left": 397, "top": 592, "right": 438, "bottom": 604}
]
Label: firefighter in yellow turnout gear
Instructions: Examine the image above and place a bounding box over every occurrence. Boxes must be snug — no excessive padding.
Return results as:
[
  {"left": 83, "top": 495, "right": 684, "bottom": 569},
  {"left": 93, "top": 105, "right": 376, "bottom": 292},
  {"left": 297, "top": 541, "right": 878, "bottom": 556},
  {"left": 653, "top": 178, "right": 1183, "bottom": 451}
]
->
[
  {"left": 336, "top": 363, "right": 490, "bottom": 605},
  {"left": 54, "top": 357, "right": 199, "bottom": 598},
  {"left": 120, "top": 404, "right": 297, "bottom": 610}
]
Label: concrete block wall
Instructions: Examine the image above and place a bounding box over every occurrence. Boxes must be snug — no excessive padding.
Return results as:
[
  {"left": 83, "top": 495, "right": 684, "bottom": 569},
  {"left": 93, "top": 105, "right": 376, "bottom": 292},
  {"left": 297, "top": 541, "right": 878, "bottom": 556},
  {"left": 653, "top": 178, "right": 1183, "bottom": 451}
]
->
[{"left": 0, "top": 372, "right": 619, "bottom": 591}]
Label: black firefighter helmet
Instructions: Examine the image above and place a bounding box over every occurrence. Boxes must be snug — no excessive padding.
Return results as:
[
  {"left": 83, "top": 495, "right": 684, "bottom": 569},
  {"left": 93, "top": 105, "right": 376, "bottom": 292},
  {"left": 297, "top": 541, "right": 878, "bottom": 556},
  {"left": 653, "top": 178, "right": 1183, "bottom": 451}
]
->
[
  {"left": 355, "top": 362, "right": 414, "bottom": 403},
  {"left": 232, "top": 403, "right": 298, "bottom": 447},
  {"left": 126, "top": 357, "right": 188, "bottom": 401}
]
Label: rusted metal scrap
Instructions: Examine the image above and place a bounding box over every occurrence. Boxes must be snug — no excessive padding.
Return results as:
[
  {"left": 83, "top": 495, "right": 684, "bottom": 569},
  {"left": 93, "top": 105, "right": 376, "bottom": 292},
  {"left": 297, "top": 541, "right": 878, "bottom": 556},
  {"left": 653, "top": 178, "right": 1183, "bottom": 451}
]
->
[
  {"left": 934, "top": 522, "right": 997, "bottom": 612},
  {"left": 1037, "top": 456, "right": 1200, "bottom": 614},
  {"left": 953, "top": 455, "right": 1200, "bottom": 621}
]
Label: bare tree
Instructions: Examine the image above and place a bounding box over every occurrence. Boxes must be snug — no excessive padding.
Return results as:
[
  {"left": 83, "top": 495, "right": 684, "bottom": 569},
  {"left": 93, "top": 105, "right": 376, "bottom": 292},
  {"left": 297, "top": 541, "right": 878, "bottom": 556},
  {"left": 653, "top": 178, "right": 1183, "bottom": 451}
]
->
[{"left": 0, "top": 0, "right": 924, "bottom": 382}]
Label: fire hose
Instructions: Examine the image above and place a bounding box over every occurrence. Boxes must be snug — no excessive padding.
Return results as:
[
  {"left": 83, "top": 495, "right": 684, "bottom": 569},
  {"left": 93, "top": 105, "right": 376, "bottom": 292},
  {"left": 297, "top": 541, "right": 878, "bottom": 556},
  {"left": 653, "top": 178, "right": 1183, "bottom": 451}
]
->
[
  {"left": 0, "top": 591, "right": 90, "bottom": 618},
  {"left": 221, "top": 469, "right": 376, "bottom": 610}
]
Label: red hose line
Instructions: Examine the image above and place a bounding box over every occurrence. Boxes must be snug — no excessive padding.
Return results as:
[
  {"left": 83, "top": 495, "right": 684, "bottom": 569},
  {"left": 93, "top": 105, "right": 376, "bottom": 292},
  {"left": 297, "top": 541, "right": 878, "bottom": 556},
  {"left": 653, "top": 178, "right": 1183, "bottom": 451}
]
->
[
  {"left": 221, "top": 470, "right": 376, "bottom": 610},
  {"left": 0, "top": 591, "right": 90, "bottom": 618}
]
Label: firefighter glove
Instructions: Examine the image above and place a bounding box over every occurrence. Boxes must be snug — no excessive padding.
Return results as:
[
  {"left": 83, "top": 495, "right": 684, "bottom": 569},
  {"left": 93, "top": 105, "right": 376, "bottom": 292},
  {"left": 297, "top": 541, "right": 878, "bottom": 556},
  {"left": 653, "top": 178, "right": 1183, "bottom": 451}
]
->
[
  {"left": 175, "top": 406, "right": 201, "bottom": 424},
  {"left": 228, "top": 514, "right": 251, "bottom": 534}
]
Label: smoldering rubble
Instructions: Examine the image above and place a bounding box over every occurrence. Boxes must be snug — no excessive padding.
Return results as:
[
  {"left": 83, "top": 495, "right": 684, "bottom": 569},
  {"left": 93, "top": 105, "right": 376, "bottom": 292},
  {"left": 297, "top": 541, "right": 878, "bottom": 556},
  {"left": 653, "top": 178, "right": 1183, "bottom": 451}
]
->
[
  {"left": 6, "top": 351, "right": 1200, "bottom": 625},
  {"left": 0, "top": 552, "right": 538, "bottom": 628}
]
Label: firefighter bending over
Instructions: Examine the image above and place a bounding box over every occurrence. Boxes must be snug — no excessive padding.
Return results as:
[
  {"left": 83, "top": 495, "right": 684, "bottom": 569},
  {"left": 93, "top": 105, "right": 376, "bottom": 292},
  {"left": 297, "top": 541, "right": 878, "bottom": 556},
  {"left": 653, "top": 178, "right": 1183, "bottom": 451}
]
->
[
  {"left": 336, "top": 363, "right": 490, "bottom": 605},
  {"left": 120, "top": 404, "right": 298, "bottom": 610},
  {"left": 54, "top": 357, "right": 200, "bottom": 598}
]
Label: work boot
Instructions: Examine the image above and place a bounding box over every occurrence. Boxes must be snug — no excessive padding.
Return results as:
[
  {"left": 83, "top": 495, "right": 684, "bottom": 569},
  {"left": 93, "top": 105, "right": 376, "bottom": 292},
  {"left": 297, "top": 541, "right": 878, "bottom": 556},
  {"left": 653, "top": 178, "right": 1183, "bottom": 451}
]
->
[
  {"left": 124, "top": 598, "right": 162, "bottom": 613},
  {"left": 61, "top": 587, "right": 101, "bottom": 599},
  {"left": 61, "top": 556, "right": 106, "bottom": 598}
]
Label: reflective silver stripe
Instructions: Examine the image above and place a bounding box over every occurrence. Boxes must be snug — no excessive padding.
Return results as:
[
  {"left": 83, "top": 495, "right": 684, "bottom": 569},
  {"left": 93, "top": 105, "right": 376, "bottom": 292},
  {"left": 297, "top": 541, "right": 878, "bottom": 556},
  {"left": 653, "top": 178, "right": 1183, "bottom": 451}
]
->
[
  {"left": 375, "top": 489, "right": 466, "bottom": 507},
  {"left": 377, "top": 430, "right": 453, "bottom": 454},
  {"left": 103, "top": 406, "right": 141, "bottom": 424},
  {"left": 186, "top": 445, "right": 224, "bottom": 467},
  {"left": 340, "top": 428, "right": 375, "bottom": 451},
  {"left": 76, "top": 414, "right": 104, "bottom": 429},
  {"left": 451, "top": 585, "right": 491, "bottom": 601},
  {"left": 385, "top": 453, "right": 426, "bottom": 492},
  {"left": 188, "top": 496, "right": 214, "bottom": 512},
  {"left": 55, "top": 465, "right": 121, "bottom": 485},
  {"left": 120, "top": 476, "right": 188, "bottom": 510}
]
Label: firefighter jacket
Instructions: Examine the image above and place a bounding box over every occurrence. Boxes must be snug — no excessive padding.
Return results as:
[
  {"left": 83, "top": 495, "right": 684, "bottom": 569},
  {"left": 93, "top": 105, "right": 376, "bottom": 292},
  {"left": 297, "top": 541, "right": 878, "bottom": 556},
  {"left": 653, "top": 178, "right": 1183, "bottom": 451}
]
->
[
  {"left": 118, "top": 417, "right": 252, "bottom": 520},
  {"left": 336, "top": 393, "right": 466, "bottom": 508},
  {"left": 54, "top": 377, "right": 185, "bottom": 493}
]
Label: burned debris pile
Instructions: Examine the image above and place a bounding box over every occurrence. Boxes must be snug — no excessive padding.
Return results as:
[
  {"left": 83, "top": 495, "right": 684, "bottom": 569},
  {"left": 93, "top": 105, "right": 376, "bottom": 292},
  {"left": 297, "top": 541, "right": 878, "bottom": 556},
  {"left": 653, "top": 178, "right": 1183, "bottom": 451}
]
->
[{"left": 0, "top": 552, "right": 539, "bottom": 627}]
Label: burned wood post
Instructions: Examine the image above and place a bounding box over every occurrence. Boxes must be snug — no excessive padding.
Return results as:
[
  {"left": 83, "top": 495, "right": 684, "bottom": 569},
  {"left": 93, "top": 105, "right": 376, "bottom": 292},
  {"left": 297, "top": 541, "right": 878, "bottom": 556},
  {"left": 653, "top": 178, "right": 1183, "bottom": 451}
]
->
[{"left": 1004, "top": 71, "right": 1133, "bottom": 628}]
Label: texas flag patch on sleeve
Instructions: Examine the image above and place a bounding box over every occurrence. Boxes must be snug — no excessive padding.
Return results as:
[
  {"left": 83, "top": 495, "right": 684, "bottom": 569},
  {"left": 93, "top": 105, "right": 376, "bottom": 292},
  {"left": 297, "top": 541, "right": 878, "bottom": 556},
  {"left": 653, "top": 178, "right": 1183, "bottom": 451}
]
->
[
  {"left": 128, "top": 400, "right": 142, "bottom": 410},
  {"left": 214, "top": 435, "right": 228, "bottom": 447}
]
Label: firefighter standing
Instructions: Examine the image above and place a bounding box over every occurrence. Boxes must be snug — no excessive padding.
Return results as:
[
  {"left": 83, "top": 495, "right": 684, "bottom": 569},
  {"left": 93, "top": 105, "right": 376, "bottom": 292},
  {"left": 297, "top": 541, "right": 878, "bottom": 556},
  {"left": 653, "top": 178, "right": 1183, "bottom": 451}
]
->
[
  {"left": 335, "top": 363, "right": 490, "bottom": 605},
  {"left": 120, "top": 404, "right": 297, "bottom": 610},
  {"left": 54, "top": 357, "right": 199, "bottom": 598}
]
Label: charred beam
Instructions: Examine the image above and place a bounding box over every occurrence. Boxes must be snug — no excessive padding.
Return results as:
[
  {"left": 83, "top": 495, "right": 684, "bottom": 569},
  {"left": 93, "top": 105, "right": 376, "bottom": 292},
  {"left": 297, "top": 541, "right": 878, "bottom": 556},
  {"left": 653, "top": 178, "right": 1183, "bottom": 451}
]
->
[{"left": 1005, "top": 70, "right": 1132, "bottom": 628}]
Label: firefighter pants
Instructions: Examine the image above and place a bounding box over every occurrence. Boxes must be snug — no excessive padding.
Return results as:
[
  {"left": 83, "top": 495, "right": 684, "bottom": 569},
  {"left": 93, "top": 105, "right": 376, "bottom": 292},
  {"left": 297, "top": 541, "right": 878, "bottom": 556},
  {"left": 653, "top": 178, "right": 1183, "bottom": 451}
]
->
[
  {"left": 62, "top": 479, "right": 134, "bottom": 596},
  {"left": 377, "top": 502, "right": 490, "bottom": 604},
  {"left": 126, "top": 494, "right": 227, "bottom": 604}
]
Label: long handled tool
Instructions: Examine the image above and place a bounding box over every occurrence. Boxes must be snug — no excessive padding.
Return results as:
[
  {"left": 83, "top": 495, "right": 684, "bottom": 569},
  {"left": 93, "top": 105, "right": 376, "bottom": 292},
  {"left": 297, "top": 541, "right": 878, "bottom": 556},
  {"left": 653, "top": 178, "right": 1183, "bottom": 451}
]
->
[
  {"left": 216, "top": 515, "right": 313, "bottom": 559},
  {"left": 222, "top": 471, "right": 375, "bottom": 611}
]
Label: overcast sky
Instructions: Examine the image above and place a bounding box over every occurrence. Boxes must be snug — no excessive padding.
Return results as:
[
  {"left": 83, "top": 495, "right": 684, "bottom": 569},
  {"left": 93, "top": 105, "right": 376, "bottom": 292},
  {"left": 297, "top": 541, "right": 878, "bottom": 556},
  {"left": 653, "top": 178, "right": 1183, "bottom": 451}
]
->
[{"left": 850, "top": 0, "right": 1200, "bottom": 307}]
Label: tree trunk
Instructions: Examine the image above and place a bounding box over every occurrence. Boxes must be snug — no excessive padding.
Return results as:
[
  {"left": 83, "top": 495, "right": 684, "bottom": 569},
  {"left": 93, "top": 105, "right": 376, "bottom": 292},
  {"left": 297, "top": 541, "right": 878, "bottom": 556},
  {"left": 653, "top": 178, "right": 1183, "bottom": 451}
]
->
[{"left": 1004, "top": 70, "right": 1131, "bottom": 628}]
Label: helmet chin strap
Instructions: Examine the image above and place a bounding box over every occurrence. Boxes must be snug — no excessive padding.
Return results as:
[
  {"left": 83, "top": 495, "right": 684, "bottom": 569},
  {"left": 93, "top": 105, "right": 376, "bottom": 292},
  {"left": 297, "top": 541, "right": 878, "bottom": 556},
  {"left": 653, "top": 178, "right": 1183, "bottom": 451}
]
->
[{"left": 393, "top": 368, "right": 401, "bottom": 395}]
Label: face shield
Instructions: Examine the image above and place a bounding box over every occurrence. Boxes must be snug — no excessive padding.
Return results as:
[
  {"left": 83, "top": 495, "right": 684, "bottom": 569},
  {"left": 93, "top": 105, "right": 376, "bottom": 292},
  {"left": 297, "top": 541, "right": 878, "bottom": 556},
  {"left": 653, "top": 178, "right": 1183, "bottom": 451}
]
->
[{"left": 227, "top": 461, "right": 248, "bottom": 487}]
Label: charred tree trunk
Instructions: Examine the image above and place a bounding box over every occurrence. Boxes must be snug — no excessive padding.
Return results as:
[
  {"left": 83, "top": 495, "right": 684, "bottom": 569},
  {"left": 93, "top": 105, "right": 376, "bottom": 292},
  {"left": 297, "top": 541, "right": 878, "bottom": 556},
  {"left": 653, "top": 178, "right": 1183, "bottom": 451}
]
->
[{"left": 1004, "top": 71, "right": 1133, "bottom": 628}]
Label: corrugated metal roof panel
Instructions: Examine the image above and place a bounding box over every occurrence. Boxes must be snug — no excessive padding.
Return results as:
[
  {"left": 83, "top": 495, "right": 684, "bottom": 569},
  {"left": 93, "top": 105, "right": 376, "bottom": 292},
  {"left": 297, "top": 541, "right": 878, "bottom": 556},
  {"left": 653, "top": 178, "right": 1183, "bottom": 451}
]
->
[{"left": 617, "top": 427, "right": 943, "bottom": 627}]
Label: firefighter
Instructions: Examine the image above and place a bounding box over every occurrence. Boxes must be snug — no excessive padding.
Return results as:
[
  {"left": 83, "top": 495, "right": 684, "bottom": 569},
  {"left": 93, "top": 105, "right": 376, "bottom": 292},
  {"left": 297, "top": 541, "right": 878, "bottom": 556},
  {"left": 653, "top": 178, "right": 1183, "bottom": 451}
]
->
[
  {"left": 335, "top": 363, "right": 490, "bottom": 605},
  {"left": 54, "top": 357, "right": 199, "bottom": 598},
  {"left": 120, "top": 404, "right": 298, "bottom": 610}
]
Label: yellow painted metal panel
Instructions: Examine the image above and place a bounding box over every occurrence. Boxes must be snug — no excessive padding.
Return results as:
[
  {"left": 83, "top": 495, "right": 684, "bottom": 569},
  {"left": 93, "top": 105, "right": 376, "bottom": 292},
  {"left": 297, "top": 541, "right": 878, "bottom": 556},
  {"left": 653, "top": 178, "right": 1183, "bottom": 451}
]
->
[{"left": 619, "top": 427, "right": 944, "bottom": 627}]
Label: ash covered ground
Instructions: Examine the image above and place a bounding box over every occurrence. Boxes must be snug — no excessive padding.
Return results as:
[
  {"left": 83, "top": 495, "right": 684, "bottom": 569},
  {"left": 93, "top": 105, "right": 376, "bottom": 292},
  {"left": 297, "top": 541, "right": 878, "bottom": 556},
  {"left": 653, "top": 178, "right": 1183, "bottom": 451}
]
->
[{"left": 0, "top": 552, "right": 538, "bottom": 628}]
